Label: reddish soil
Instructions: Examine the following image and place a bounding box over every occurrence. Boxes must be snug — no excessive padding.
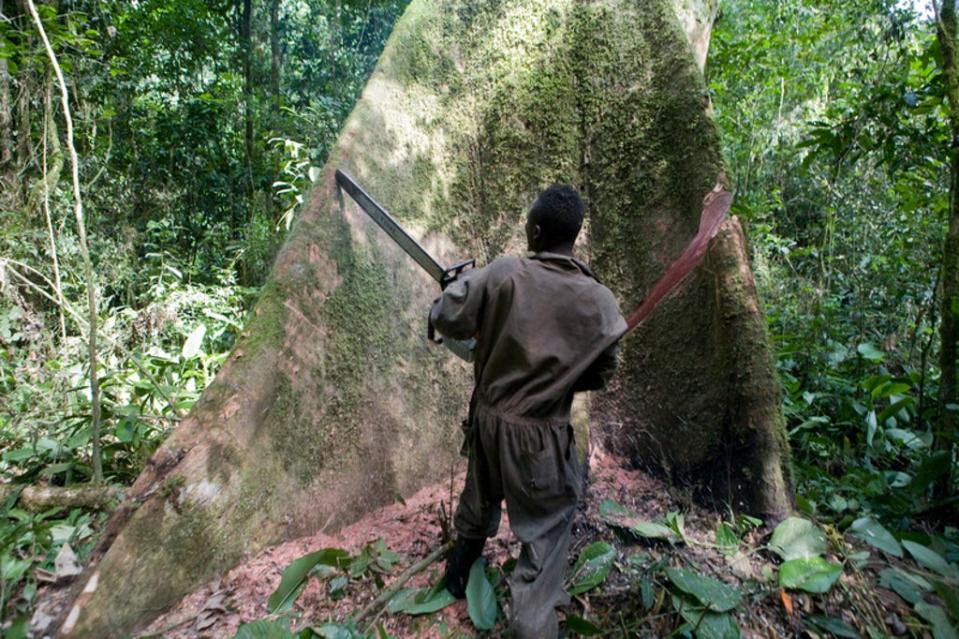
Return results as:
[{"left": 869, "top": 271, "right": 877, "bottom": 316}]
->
[
  {"left": 133, "top": 446, "right": 761, "bottom": 638},
  {"left": 34, "top": 445, "right": 827, "bottom": 638}
]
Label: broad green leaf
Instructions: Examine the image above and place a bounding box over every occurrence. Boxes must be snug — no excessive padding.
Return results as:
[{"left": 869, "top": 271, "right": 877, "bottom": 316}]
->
[
  {"left": 400, "top": 590, "right": 456, "bottom": 615},
  {"left": 914, "top": 602, "right": 959, "bottom": 639},
  {"left": 666, "top": 568, "right": 740, "bottom": 612},
  {"left": 632, "top": 522, "right": 676, "bottom": 540},
  {"left": 866, "top": 411, "right": 877, "bottom": 447},
  {"left": 598, "top": 499, "right": 675, "bottom": 541},
  {"left": 233, "top": 619, "right": 295, "bottom": 639},
  {"left": 1, "top": 557, "right": 32, "bottom": 582},
  {"left": 878, "top": 398, "right": 917, "bottom": 427},
  {"left": 872, "top": 382, "right": 910, "bottom": 399},
  {"left": 568, "top": 542, "right": 616, "bottom": 595},
  {"left": 598, "top": 498, "right": 635, "bottom": 520},
  {"left": 314, "top": 623, "right": 364, "bottom": 639},
  {"left": 804, "top": 615, "right": 860, "bottom": 638},
  {"left": 267, "top": 548, "right": 350, "bottom": 613},
  {"left": 466, "top": 560, "right": 497, "bottom": 631},
  {"left": 181, "top": 324, "right": 206, "bottom": 359},
  {"left": 666, "top": 511, "right": 687, "bottom": 540},
  {"left": 912, "top": 452, "right": 952, "bottom": 495},
  {"left": 934, "top": 580, "right": 959, "bottom": 621},
  {"left": 903, "top": 541, "right": 959, "bottom": 579},
  {"left": 850, "top": 517, "right": 902, "bottom": 557},
  {"left": 385, "top": 587, "right": 419, "bottom": 613},
  {"left": 328, "top": 575, "right": 349, "bottom": 600},
  {"left": 885, "top": 428, "right": 925, "bottom": 449},
  {"left": 857, "top": 343, "right": 884, "bottom": 362},
  {"left": 768, "top": 517, "right": 827, "bottom": 561},
  {"left": 779, "top": 557, "right": 842, "bottom": 593},
  {"left": 565, "top": 614, "right": 602, "bottom": 636},
  {"left": 641, "top": 577, "right": 655, "bottom": 609},
  {"left": 394, "top": 578, "right": 457, "bottom": 615},
  {"left": 675, "top": 598, "right": 741, "bottom": 639},
  {"left": 879, "top": 568, "right": 926, "bottom": 604},
  {"left": 715, "top": 522, "right": 739, "bottom": 555}
]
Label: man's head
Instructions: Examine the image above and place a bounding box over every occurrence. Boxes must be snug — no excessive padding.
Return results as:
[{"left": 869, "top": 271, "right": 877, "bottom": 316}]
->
[{"left": 525, "top": 184, "right": 584, "bottom": 254}]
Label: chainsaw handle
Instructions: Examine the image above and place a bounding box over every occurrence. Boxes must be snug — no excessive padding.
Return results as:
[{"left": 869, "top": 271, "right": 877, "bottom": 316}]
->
[
  {"left": 429, "top": 257, "right": 477, "bottom": 362},
  {"left": 440, "top": 258, "right": 475, "bottom": 290}
]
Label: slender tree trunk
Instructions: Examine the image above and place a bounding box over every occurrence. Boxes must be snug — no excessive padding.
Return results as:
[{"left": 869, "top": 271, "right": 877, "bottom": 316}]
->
[
  {"left": 241, "top": 0, "right": 254, "bottom": 203},
  {"left": 15, "top": 4, "right": 33, "bottom": 185},
  {"left": 270, "top": 0, "right": 280, "bottom": 114},
  {"left": 26, "top": 0, "right": 102, "bottom": 483},
  {"left": 935, "top": 0, "right": 959, "bottom": 499},
  {"left": 0, "top": 0, "right": 13, "bottom": 181}
]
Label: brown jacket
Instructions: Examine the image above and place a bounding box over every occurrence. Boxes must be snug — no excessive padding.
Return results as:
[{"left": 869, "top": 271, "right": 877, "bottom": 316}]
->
[{"left": 430, "top": 252, "right": 626, "bottom": 420}]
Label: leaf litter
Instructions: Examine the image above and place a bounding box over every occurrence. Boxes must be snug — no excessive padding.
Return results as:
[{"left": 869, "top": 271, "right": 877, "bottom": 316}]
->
[{"left": 32, "top": 445, "right": 954, "bottom": 638}]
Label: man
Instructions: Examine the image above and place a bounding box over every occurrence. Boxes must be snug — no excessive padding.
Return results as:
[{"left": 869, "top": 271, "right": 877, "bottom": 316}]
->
[{"left": 429, "top": 184, "right": 626, "bottom": 638}]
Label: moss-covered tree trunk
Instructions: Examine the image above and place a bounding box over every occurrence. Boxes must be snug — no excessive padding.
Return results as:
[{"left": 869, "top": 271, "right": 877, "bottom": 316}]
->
[{"left": 60, "top": 1, "right": 791, "bottom": 635}]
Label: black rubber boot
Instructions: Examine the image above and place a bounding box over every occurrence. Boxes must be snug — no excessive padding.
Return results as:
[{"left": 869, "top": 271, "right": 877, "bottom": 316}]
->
[{"left": 444, "top": 536, "right": 486, "bottom": 598}]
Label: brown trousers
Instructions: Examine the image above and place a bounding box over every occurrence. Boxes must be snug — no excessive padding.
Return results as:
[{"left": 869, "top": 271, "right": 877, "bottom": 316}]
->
[{"left": 454, "top": 403, "right": 582, "bottom": 639}]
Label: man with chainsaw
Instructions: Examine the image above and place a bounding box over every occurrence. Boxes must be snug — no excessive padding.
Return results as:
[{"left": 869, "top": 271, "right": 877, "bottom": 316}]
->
[{"left": 430, "top": 184, "right": 626, "bottom": 639}]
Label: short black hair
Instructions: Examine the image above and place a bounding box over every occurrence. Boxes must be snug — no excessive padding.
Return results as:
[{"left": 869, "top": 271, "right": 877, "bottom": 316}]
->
[{"left": 528, "top": 184, "right": 584, "bottom": 247}]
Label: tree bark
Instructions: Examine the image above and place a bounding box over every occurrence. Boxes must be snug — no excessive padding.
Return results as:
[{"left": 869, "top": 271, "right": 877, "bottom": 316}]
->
[
  {"left": 59, "top": 1, "right": 792, "bottom": 635},
  {"left": 241, "top": 0, "right": 254, "bottom": 202},
  {"left": 0, "top": 0, "right": 13, "bottom": 182},
  {"left": 270, "top": 0, "right": 281, "bottom": 114},
  {"left": 673, "top": 0, "right": 719, "bottom": 72},
  {"left": 935, "top": 0, "right": 959, "bottom": 499}
]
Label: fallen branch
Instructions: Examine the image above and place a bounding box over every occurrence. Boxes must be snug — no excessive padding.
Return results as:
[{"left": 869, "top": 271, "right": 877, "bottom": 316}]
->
[
  {"left": 0, "top": 483, "right": 124, "bottom": 511},
  {"left": 353, "top": 541, "right": 452, "bottom": 628}
]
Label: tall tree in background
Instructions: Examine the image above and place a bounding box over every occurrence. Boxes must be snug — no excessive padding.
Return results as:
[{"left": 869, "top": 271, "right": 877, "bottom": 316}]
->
[
  {"left": 935, "top": 0, "right": 959, "bottom": 498},
  {"left": 0, "top": 0, "right": 12, "bottom": 182},
  {"left": 270, "top": 0, "right": 281, "bottom": 114},
  {"left": 241, "top": 0, "right": 254, "bottom": 208}
]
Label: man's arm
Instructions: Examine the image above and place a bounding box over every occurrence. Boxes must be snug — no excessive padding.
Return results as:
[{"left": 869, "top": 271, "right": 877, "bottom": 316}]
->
[
  {"left": 572, "top": 341, "right": 619, "bottom": 393},
  {"left": 429, "top": 267, "right": 488, "bottom": 341}
]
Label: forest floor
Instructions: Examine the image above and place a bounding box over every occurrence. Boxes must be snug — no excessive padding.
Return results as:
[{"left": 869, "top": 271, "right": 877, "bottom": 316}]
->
[{"left": 30, "top": 446, "right": 916, "bottom": 638}]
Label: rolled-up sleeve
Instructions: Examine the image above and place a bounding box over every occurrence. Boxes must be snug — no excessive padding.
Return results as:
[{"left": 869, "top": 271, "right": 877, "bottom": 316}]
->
[{"left": 429, "top": 267, "right": 488, "bottom": 341}]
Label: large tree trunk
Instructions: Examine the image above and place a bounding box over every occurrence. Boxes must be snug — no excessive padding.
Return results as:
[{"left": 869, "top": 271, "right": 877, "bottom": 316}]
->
[{"left": 59, "top": 1, "right": 791, "bottom": 635}]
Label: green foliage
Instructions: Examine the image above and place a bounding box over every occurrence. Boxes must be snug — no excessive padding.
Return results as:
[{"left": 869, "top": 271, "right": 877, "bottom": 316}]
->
[
  {"left": 268, "top": 548, "right": 351, "bottom": 613},
  {"left": 778, "top": 557, "right": 843, "bottom": 593},
  {"left": 387, "top": 581, "right": 456, "bottom": 616},
  {"left": 665, "top": 568, "right": 741, "bottom": 612},
  {"left": 598, "top": 498, "right": 680, "bottom": 543},
  {"left": 567, "top": 541, "right": 617, "bottom": 596},
  {"left": 465, "top": 559, "right": 497, "bottom": 631},
  {"left": 0, "top": 505, "right": 99, "bottom": 626},
  {"left": 850, "top": 516, "right": 903, "bottom": 557},
  {"left": 0, "top": 0, "right": 408, "bottom": 624},
  {"left": 767, "top": 517, "right": 828, "bottom": 561},
  {"left": 711, "top": 0, "right": 956, "bottom": 548}
]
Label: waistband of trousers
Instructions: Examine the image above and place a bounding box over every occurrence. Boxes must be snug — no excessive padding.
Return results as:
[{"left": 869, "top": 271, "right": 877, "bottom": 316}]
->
[{"left": 473, "top": 399, "right": 570, "bottom": 427}]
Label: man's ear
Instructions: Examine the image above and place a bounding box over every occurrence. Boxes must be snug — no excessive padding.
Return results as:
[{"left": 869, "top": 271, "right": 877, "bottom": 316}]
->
[{"left": 530, "top": 223, "right": 542, "bottom": 243}]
